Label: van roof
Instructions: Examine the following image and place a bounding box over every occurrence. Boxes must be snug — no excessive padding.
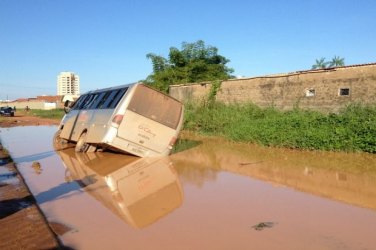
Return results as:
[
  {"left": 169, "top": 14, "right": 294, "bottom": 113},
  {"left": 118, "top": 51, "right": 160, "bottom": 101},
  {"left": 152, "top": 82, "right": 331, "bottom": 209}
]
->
[{"left": 84, "top": 82, "right": 140, "bottom": 95}]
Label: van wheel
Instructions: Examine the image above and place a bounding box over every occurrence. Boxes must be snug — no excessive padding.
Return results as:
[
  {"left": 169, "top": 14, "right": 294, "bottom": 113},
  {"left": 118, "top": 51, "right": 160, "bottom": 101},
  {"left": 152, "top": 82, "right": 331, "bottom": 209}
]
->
[
  {"left": 75, "top": 132, "right": 96, "bottom": 153},
  {"left": 53, "top": 130, "right": 69, "bottom": 151},
  {"left": 75, "top": 132, "right": 89, "bottom": 152}
]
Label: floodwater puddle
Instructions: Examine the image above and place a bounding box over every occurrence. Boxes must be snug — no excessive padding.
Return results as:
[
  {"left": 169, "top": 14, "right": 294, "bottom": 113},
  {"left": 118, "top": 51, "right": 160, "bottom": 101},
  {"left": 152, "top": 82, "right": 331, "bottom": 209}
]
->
[
  {"left": 1, "top": 126, "right": 376, "bottom": 250},
  {"left": 173, "top": 132, "right": 376, "bottom": 211},
  {"left": 0, "top": 167, "right": 16, "bottom": 179},
  {"left": 0, "top": 166, "right": 18, "bottom": 185},
  {"left": 57, "top": 148, "right": 183, "bottom": 228},
  {"left": 251, "top": 221, "right": 277, "bottom": 231},
  {"left": 0, "top": 157, "right": 11, "bottom": 165}
]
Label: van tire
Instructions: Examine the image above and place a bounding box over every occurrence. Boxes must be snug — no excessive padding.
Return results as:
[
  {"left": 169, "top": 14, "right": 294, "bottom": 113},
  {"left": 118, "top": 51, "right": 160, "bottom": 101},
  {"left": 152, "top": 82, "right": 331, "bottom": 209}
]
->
[
  {"left": 53, "top": 130, "right": 70, "bottom": 151},
  {"left": 75, "top": 132, "right": 89, "bottom": 152},
  {"left": 75, "top": 132, "right": 96, "bottom": 153}
]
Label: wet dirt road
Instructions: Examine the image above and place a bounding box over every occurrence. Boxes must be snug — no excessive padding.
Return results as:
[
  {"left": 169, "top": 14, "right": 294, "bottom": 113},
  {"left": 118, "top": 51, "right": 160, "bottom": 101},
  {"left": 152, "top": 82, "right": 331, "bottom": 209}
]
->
[{"left": 1, "top": 126, "right": 376, "bottom": 249}]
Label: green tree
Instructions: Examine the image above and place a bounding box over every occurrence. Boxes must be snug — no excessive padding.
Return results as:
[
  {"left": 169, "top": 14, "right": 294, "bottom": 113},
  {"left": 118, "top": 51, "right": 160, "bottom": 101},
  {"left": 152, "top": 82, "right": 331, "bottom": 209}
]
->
[
  {"left": 146, "top": 53, "right": 168, "bottom": 72},
  {"left": 312, "top": 56, "right": 345, "bottom": 69},
  {"left": 145, "top": 40, "right": 234, "bottom": 92},
  {"left": 328, "top": 55, "right": 345, "bottom": 67},
  {"left": 312, "top": 57, "right": 329, "bottom": 69}
]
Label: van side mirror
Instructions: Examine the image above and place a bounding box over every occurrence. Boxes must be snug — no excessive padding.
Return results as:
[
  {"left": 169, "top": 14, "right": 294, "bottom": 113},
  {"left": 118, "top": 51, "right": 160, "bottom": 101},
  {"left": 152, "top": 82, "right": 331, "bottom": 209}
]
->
[{"left": 64, "top": 100, "right": 71, "bottom": 114}]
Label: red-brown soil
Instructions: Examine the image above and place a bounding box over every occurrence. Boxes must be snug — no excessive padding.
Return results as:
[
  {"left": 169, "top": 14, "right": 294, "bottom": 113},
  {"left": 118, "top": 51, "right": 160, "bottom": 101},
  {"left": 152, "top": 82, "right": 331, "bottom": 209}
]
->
[
  {"left": 0, "top": 115, "right": 62, "bottom": 249},
  {"left": 0, "top": 114, "right": 60, "bottom": 128}
]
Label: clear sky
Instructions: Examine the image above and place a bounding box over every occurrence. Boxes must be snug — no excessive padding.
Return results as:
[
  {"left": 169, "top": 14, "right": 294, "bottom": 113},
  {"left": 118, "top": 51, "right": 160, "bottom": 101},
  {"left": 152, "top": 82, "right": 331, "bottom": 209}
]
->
[{"left": 0, "top": 0, "right": 375, "bottom": 100}]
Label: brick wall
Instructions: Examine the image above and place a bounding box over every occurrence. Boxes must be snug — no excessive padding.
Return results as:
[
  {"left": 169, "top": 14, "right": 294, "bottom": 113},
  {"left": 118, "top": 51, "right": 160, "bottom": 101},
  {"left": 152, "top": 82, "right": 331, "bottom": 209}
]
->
[{"left": 169, "top": 63, "right": 376, "bottom": 112}]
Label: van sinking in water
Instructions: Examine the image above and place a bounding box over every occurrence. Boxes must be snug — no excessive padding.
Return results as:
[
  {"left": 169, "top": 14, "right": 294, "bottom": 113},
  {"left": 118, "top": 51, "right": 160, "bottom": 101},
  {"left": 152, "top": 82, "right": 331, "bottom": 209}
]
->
[
  {"left": 53, "top": 83, "right": 184, "bottom": 157},
  {"left": 57, "top": 149, "right": 183, "bottom": 229}
]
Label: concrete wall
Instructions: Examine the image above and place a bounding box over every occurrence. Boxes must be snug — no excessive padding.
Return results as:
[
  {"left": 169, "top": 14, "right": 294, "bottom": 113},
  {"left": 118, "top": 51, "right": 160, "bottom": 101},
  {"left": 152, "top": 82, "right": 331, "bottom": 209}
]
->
[
  {"left": 169, "top": 63, "right": 376, "bottom": 112},
  {"left": 2, "top": 101, "right": 57, "bottom": 110},
  {"left": 169, "top": 83, "right": 213, "bottom": 104}
]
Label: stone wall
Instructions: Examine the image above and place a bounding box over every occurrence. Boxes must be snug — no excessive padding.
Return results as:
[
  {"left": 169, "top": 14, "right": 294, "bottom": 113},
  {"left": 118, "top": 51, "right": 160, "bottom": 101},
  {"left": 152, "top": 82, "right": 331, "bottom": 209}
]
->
[{"left": 169, "top": 63, "right": 376, "bottom": 112}]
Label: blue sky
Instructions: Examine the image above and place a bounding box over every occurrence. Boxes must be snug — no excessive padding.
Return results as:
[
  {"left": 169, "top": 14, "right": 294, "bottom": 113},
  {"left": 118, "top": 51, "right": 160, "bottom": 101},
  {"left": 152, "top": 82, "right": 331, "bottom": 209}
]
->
[{"left": 0, "top": 0, "right": 375, "bottom": 100}]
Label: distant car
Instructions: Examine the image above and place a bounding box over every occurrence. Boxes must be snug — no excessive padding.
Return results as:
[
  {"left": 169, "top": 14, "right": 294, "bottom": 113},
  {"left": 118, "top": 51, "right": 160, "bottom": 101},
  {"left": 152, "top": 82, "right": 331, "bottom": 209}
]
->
[{"left": 0, "top": 107, "right": 14, "bottom": 117}]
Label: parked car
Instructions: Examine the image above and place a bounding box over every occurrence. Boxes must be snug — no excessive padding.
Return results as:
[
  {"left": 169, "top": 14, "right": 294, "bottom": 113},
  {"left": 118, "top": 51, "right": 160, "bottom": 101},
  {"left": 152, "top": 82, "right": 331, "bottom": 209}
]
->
[{"left": 0, "top": 107, "right": 14, "bottom": 117}]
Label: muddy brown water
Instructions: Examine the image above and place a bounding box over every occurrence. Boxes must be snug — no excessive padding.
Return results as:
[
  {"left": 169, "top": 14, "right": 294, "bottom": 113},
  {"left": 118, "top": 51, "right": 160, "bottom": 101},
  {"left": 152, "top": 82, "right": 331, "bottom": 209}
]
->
[{"left": 1, "top": 126, "right": 376, "bottom": 250}]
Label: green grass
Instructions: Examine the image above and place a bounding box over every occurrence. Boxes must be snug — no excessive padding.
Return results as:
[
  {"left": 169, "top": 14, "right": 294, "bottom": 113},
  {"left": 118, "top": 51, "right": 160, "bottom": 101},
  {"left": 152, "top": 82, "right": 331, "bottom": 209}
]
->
[
  {"left": 183, "top": 102, "right": 376, "bottom": 153},
  {"left": 29, "top": 109, "right": 65, "bottom": 119},
  {"left": 16, "top": 104, "right": 376, "bottom": 153}
]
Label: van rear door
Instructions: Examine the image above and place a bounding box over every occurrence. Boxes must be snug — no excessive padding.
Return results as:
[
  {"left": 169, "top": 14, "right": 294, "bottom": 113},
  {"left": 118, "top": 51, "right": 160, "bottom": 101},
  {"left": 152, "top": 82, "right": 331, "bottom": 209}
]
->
[
  {"left": 115, "top": 85, "right": 183, "bottom": 154},
  {"left": 116, "top": 110, "right": 177, "bottom": 154}
]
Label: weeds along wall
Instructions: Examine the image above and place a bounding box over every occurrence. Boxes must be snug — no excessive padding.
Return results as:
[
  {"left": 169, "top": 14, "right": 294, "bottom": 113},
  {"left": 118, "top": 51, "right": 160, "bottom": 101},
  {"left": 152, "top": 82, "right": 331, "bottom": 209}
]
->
[{"left": 169, "top": 63, "right": 376, "bottom": 112}]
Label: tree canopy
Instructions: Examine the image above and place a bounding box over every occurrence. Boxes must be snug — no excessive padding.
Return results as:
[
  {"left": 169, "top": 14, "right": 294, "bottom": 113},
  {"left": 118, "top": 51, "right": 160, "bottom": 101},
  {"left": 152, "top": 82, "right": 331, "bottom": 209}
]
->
[
  {"left": 312, "top": 57, "right": 329, "bottom": 69},
  {"left": 145, "top": 40, "right": 234, "bottom": 92},
  {"left": 328, "top": 55, "right": 345, "bottom": 67},
  {"left": 312, "top": 56, "right": 345, "bottom": 69}
]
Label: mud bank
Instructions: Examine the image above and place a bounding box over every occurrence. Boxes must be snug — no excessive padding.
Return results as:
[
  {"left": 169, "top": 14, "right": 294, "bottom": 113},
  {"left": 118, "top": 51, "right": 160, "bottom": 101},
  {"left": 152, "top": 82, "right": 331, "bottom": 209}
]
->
[
  {"left": 0, "top": 143, "right": 61, "bottom": 249},
  {"left": 0, "top": 114, "right": 59, "bottom": 128}
]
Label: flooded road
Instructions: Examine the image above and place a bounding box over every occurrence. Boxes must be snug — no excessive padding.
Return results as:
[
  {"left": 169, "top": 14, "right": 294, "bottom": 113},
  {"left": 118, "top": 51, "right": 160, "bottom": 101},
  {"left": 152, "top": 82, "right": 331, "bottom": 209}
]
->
[{"left": 1, "top": 126, "right": 376, "bottom": 250}]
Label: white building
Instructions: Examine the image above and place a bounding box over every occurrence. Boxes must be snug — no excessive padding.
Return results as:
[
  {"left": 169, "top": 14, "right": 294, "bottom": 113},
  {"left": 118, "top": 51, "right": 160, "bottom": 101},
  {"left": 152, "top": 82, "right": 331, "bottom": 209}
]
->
[{"left": 57, "top": 72, "right": 80, "bottom": 96}]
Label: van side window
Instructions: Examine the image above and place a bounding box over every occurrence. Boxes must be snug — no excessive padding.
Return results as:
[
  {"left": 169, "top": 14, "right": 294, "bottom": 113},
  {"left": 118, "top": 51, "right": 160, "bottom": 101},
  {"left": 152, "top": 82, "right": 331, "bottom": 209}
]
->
[
  {"left": 81, "top": 94, "right": 98, "bottom": 109},
  {"left": 89, "top": 92, "right": 102, "bottom": 109},
  {"left": 108, "top": 88, "right": 127, "bottom": 109},
  {"left": 72, "top": 88, "right": 128, "bottom": 110},
  {"left": 101, "top": 88, "right": 127, "bottom": 109},
  {"left": 72, "top": 95, "right": 88, "bottom": 110},
  {"left": 99, "top": 90, "right": 118, "bottom": 109},
  {"left": 95, "top": 91, "right": 111, "bottom": 109}
]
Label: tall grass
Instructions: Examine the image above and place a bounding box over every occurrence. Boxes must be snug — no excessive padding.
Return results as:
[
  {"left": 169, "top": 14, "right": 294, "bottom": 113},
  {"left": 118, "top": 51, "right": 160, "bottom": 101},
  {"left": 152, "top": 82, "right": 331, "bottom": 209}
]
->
[
  {"left": 16, "top": 104, "right": 376, "bottom": 153},
  {"left": 184, "top": 102, "right": 376, "bottom": 153}
]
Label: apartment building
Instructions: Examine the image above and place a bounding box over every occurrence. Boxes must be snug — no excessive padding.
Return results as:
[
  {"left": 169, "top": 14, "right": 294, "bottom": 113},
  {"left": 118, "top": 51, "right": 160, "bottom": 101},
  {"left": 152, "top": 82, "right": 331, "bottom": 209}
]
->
[{"left": 57, "top": 72, "right": 80, "bottom": 96}]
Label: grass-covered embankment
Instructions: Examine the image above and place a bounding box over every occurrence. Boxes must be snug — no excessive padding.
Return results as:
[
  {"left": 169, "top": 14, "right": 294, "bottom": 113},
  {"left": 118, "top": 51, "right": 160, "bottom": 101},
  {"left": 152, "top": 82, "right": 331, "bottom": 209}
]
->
[
  {"left": 17, "top": 104, "right": 376, "bottom": 153},
  {"left": 184, "top": 102, "right": 376, "bottom": 153}
]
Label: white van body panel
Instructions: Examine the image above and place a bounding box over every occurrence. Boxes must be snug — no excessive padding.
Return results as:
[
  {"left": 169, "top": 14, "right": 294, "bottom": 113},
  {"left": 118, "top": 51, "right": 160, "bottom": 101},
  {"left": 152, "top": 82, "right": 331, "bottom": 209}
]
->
[{"left": 117, "top": 111, "right": 176, "bottom": 152}]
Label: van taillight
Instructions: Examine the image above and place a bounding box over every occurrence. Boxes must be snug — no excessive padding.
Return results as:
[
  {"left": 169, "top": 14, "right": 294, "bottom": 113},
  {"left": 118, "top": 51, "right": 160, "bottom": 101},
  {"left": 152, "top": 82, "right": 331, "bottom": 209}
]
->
[{"left": 112, "top": 115, "right": 124, "bottom": 127}]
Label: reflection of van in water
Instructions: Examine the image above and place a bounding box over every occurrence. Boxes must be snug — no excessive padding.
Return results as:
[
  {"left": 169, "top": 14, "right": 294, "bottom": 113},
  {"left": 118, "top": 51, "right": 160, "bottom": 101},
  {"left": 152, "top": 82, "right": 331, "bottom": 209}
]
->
[
  {"left": 54, "top": 83, "right": 184, "bottom": 157},
  {"left": 58, "top": 149, "right": 183, "bottom": 228}
]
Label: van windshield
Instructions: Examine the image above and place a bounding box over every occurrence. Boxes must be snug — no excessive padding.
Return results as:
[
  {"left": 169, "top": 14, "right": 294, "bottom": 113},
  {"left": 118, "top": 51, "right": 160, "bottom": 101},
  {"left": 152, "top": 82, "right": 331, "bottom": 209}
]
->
[{"left": 127, "top": 85, "right": 182, "bottom": 129}]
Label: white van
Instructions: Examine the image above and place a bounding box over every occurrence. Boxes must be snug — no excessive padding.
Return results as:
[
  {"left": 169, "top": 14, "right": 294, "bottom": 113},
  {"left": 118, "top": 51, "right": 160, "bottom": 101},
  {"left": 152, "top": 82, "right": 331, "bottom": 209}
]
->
[{"left": 53, "top": 83, "right": 184, "bottom": 157}]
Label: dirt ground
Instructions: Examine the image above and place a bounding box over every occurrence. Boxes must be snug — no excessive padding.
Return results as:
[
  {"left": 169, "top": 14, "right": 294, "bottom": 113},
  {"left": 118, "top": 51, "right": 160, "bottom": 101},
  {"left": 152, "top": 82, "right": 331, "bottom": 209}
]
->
[
  {"left": 0, "top": 114, "right": 65, "bottom": 249},
  {"left": 0, "top": 114, "right": 60, "bottom": 128}
]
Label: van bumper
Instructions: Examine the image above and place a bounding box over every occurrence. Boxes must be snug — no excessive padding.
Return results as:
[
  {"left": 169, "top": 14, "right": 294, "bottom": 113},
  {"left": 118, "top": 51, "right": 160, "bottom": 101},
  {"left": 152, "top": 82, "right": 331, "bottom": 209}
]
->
[{"left": 110, "top": 136, "right": 164, "bottom": 157}]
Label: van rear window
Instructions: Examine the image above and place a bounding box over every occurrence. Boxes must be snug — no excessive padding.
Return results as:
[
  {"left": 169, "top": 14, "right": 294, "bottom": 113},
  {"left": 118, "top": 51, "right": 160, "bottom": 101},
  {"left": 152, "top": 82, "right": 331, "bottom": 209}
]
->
[{"left": 127, "top": 85, "right": 182, "bottom": 129}]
